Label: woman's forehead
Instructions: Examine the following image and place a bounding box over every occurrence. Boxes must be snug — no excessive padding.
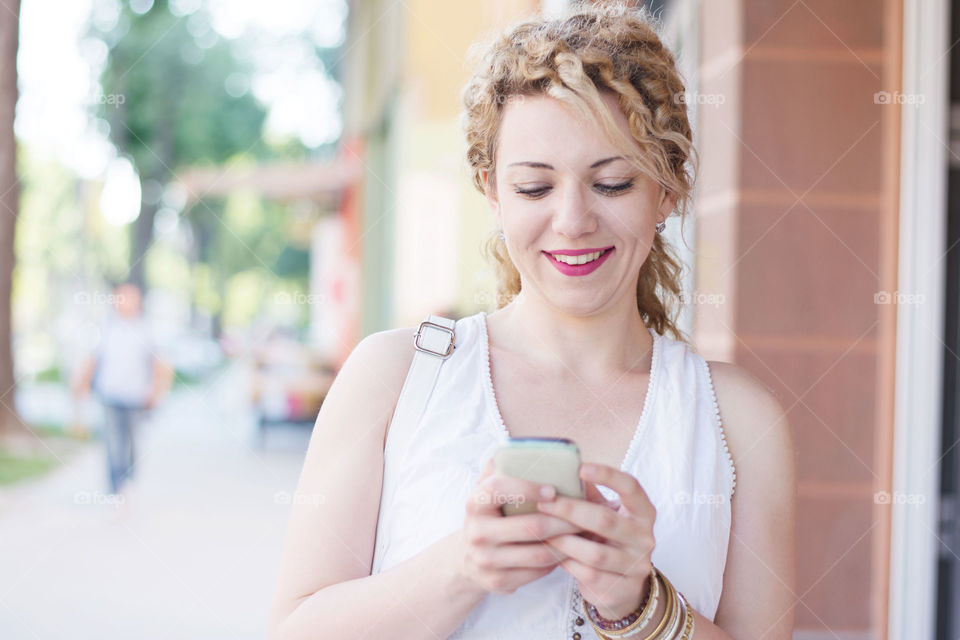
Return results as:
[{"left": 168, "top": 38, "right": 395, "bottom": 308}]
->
[{"left": 496, "top": 94, "right": 631, "bottom": 166}]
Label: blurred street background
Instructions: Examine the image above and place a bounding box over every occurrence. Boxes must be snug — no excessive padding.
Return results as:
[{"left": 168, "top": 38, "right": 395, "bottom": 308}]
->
[
  {"left": 0, "top": 0, "right": 956, "bottom": 638},
  {"left": 0, "top": 364, "right": 311, "bottom": 639}
]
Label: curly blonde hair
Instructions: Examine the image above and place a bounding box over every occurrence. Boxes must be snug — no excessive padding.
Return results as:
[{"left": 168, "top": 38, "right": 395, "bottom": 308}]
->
[{"left": 460, "top": 1, "right": 698, "bottom": 343}]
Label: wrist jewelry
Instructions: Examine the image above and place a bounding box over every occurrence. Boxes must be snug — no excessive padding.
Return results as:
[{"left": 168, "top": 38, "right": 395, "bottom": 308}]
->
[
  {"left": 585, "top": 567, "right": 695, "bottom": 640},
  {"left": 582, "top": 566, "right": 659, "bottom": 636},
  {"left": 640, "top": 571, "right": 676, "bottom": 640},
  {"left": 588, "top": 569, "right": 673, "bottom": 640},
  {"left": 660, "top": 584, "right": 683, "bottom": 639},
  {"left": 675, "top": 590, "right": 695, "bottom": 640},
  {"left": 648, "top": 570, "right": 691, "bottom": 640},
  {"left": 606, "top": 572, "right": 664, "bottom": 639}
]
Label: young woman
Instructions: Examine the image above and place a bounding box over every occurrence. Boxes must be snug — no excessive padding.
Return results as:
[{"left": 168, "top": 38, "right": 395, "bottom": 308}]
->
[{"left": 268, "top": 4, "right": 796, "bottom": 639}]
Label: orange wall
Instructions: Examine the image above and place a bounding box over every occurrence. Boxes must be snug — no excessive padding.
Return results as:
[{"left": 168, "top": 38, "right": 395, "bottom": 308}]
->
[{"left": 695, "top": 0, "right": 902, "bottom": 637}]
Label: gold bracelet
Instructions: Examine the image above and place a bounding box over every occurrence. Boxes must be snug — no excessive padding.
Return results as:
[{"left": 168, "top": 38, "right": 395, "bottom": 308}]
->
[
  {"left": 618, "top": 567, "right": 662, "bottom": 637},
  {"left": 653, "top": 572, "right": 696, "bottom": 640},
  {"left": 675, "top": 590, "right": 695, "bottom": 640},
  {"left": 656, "top": 576, "right": 686, "bottom": 640},
  {"left": 591, "top": 569, "right": 688, "bottom": 640},
  {"left": 634, "top": 571, "right": 674, "bottom": 640},
  {"left": 583, "top": 567, "right": 660, "bottom": 637},
  {"left": 647, "top": 570, "right": 681, "bottom": 640},
  {"left": 590, "top": 572, "right": 673, "bottom": 640}
]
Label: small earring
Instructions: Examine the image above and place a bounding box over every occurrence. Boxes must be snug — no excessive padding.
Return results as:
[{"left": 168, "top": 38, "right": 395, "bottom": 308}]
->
[
  {"left": 498, "top": 229, "right": 505, "bottom": 242},
  {"left": 655, "top": 221, "right": 666, "bottom": 234}
]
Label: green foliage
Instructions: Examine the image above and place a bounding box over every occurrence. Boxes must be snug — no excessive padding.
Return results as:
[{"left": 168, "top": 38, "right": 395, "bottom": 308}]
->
[
  {"left": 92, "top": 0, "right": 270, "bottom": 180},
  {"left": 222, "top": 268, "right": 267, "bottom": 328},
  {"left": 0, "top": 449, "right": 60, "bottom": 486},
  {"left": 32, "top": 366, "right": 63, "bottom": 384},
  {"left": 14, "top": 150, "right": 130, "bottom": 350},
  {"left": 272, "top": 245, "right": 310, "bottom": 278},
  {"left": 85, "top": 0, "right": 325, "bottom": 333},
  {"left": 172, "top": 366, "right": 208, "bottom": 387}
]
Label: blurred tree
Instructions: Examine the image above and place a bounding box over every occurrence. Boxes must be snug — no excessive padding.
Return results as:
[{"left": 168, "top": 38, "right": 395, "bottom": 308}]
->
[
  {"left": 92, "top": 0, "right": 269, "bottom": 289},
  {"left": 189, "top": 192, "right": 309, "bottom": 336},
  {"left": 0, "top": 0, "right": 23, "bottom": 441}
]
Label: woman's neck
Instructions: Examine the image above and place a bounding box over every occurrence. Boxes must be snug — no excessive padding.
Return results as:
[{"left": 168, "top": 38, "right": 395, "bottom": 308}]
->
[{"left": 486, "top": 294, "right": 654, "bottom": 381}]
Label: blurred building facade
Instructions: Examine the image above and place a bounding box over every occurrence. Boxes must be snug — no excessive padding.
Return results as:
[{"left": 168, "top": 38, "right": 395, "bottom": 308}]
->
[{"left": 332, "top": 0, "right": 955, "bottom": 638}]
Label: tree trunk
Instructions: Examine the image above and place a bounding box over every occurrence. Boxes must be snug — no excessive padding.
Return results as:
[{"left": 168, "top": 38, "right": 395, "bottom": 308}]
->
[
  {"left": 127, "top": 106, "right": 172, "bottom": 289},
  {"left": 128, "top": 199, "right": 156, "bottom": 289},
  {"left": 0, "top": 0, "right": 26, "bottom": 442}
]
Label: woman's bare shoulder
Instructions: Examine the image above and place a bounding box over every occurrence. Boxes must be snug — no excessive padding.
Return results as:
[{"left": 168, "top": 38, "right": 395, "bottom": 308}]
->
[
  {"left": 705, "top": 361, "right": 787, "bottom": 425},
  {"left": 704, "top": 360, "right": 792, "bottom": 461},
  {"left": 355, "top": 326, "right": 417, "bottom": 368},
  {"left": 344, "top": 326, "right": 418, "bottom": 430}
]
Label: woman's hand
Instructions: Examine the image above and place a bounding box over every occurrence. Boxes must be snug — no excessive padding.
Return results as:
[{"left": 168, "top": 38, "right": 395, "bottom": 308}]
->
[
  {"left": 456, "top": 458, "right": 585, "bottom": 596},
  {"left": 537, "top": 463, "right": 656, "bottom": 620}
]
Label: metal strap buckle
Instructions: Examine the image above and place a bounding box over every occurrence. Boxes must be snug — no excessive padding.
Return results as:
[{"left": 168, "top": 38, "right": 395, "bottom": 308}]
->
[{"left": 414, "top": 321, "right": 456, "bottom": 359}]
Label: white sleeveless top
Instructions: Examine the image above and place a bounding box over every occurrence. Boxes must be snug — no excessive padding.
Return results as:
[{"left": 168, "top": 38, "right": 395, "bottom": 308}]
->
[{"left": 371, "top": 311, "right": 737, "bottom": 638}]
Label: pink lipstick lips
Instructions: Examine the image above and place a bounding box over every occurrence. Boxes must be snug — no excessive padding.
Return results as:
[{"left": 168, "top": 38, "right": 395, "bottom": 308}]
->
[{"left": 543, "top": 246, "right": 614, "bottom": 276}]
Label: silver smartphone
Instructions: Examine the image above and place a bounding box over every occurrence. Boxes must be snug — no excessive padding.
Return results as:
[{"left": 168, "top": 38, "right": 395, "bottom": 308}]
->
[{"left": 493, "top": 437, "right": 584, "bottom": 516}]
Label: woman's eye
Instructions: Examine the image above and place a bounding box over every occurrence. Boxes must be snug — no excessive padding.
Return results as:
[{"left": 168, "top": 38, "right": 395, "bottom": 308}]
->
[
  {"left": 595, "top": 180, "right": 635, "bottom": 195},
  {"left": 513, "top": 179, "right": 635, "bottom": 199},
  {"left": 514, "top": 186, "right": 550, "bottom": 198}
]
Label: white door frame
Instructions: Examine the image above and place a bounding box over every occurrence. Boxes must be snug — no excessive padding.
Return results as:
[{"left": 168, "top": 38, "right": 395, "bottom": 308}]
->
[{"left": 888, "top": 0, "right": 950, "bottom": 638}]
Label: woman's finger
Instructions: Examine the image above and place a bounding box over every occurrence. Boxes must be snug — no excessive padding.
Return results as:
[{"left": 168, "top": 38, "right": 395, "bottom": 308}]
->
[
  {"left": 579, "top": 464, "right": 653, "bottom": 520},
  {"left": 546, "top": 533, "right": 647, "bottom": 577},
  {"left": 467, "top": 473, "right": 557, "bottom": 518},
  {"left": 583, "top": 478, "right": 621, "bottom": 510},
  {"left": 470, "top": 511, "right": 583, "bottom": 544},
  {"left": 472, "top": 541, "right": 567, "bottom": 570},
  {"left": 536, "top": 495, "right": 648, "bottom": 550}
]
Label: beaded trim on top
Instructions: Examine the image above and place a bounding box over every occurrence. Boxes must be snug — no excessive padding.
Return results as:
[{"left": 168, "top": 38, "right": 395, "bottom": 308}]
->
[
  {"left": 478, "top": 311, "right": 661, "bottom": 475},
  {"left": 701, "top": 359, "right": 737, "bottom": 499},
  {"left": 478, "top": 311, "right": 510, "bottom": 440},
  {"left": 566, "top": 575, "right": 586, "bottom": 638}
]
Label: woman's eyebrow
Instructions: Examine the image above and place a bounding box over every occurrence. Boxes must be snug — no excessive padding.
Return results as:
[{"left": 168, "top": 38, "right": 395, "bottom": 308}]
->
[{"left": 507, "top": 156, "right": 624, "bottom": 170}]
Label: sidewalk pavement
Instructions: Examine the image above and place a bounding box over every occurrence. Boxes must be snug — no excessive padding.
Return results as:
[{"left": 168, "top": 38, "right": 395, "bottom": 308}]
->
[{"left": 0, "top": 362, "right": 314, "bottom": 639}]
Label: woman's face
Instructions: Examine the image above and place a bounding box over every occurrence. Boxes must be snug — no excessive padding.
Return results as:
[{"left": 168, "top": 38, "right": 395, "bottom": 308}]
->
[{"left": 484, "top": 91, "right": 674, "bottom": 316}]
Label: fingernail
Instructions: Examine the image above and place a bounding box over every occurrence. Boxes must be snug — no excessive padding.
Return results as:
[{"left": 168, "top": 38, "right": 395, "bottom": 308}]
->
[{"left": 539, "top": 485, "right": 556, "bottom": 500}]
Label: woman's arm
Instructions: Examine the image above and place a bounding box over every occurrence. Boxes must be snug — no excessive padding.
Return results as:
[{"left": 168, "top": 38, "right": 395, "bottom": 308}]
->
[
  {"left": 267, "top": 327, "right": 487, "bottom": 639},
  {"left": 708, "top": 361, "right": 798, "bottom": 639},
  {"left": 272, "top": 530, "right": 489, "bottom": 640}
]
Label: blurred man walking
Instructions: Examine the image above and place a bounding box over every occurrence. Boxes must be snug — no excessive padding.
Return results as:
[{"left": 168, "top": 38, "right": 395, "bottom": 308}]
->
[{"left": 72, "top": 282, "right": 173, "bottom": 496}]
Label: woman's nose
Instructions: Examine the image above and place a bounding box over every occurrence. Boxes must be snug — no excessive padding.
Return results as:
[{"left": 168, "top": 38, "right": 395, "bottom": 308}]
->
[{"left": 551, "top": 181, "right": 598, "bottom": 238}]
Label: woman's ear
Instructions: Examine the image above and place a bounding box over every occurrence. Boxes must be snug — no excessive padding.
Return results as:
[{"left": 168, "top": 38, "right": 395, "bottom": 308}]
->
[{"left": 657, "top": 187, "right": 677, "bottom": 225}]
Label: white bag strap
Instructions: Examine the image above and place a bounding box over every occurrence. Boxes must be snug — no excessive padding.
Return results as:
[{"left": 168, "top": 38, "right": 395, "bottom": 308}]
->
[{"left": 388, "top": 314, "right": 457, "bottom": 435}]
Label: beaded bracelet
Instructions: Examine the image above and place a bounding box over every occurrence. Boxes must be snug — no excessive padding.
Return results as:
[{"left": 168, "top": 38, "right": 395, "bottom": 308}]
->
[
  {"left": 587, "top": 569, "right": 672, "bottom": 640},
  {"left": 582, "top": 566, "right": 659, "bottom": 634},
  {"left": 583, "top": 567, "right": 696, "bottom": 640},
  {"left": 595, "top": 570, "right": 695, "bottom": 640},
  {"left": 608, "top": 573, "right": 667, "bottom": 639}
]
